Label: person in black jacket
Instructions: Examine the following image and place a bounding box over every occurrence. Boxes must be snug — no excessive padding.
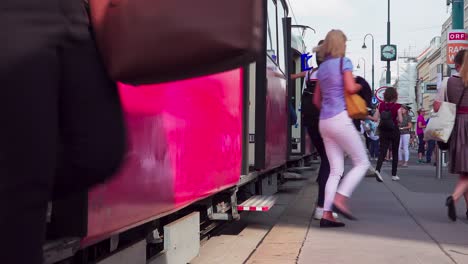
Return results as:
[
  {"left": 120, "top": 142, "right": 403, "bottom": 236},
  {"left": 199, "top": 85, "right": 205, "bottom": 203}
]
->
[
  {"left": 0, "top": 1, "right": 126, "bottom": 263},
  {"left": 300, "top": 40, "right": 338, "bottom": 220},
  {"left": 352, "top": 76, "right": 373, "bottom": 131},
  {"left": 352, "top": 76, "right": 380, "bottom": 179}
]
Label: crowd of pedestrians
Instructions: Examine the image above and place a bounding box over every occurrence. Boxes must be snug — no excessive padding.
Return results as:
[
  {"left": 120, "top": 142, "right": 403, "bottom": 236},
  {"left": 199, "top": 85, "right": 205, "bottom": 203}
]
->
[{"left": 300, "top": 29, "right": 468, "bottom": 227}]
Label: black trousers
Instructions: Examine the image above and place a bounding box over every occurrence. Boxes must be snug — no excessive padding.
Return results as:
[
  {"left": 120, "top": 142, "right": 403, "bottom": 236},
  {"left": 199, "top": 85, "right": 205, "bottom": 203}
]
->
[
  {"left": 0, "top": 1, "right": 126, "bottom": 263},
  {"left": 307, "top": 123, "right": 330, "bottom": 208},
  {"left": 376, "top": 130, "right": 400, "bottom": 176},
  {"left": 418, "top": 133, "right": 426, "bottom": 155}
]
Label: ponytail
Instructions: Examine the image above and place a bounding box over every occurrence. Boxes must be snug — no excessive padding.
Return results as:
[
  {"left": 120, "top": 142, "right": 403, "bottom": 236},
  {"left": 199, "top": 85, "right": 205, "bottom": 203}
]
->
[{"left": 459, "top": 50, "right": 468, "bottom": 87}]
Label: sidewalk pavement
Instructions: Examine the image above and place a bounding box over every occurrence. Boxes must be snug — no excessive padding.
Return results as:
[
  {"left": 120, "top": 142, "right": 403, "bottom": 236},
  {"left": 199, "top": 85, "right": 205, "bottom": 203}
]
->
[
  {"left": 194, "top": 151, "right": 468, "bottom": 264},
  {"left": 298, "top": 151, "right": 468, "bottom": 264}
]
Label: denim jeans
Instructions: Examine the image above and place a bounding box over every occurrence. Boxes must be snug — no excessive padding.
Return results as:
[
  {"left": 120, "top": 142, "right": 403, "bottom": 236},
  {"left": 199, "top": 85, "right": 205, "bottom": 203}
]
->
[{"left": 369, "top": 139, "right": 380, "bottom": 159}]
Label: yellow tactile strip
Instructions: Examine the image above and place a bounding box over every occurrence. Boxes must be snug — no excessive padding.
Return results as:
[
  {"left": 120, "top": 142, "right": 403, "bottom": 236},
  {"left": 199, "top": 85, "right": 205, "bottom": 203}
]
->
[{"left": 245, "top": 178, "right": 317, "bottom": 264}]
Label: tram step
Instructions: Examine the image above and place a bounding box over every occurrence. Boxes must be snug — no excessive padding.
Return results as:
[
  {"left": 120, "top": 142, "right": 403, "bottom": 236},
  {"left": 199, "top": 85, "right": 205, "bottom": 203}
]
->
[
  {"left": 237, "top": 195, "right": 276, "bottom": 212},
  {"left": 283, "top": 172, "right": 305, "bottom": 180}
]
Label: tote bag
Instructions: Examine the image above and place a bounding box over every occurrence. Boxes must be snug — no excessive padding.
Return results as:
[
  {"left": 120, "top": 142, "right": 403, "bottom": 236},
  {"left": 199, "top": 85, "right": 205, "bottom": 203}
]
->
[{"left": 424, "top": 79, "right": 460, "bottom": 143}]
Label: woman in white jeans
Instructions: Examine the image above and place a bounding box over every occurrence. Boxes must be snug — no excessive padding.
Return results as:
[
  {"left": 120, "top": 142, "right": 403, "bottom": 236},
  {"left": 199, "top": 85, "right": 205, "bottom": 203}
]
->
[
  {"left": 398, "top": 106, "right": 412, "bottom": 167},
  {"left": 313, "top": 30, "right": 370, "bottom": 228}
]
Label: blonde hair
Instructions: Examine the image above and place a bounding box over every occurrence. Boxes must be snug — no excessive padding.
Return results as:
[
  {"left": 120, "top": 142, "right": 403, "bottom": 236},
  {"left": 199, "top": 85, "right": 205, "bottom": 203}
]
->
[
  {"left": 459, "top": 50, "right": 468, "bottom": 86},
  {"left": 317, "top": 30, "right": 347, "bottom": 59}
]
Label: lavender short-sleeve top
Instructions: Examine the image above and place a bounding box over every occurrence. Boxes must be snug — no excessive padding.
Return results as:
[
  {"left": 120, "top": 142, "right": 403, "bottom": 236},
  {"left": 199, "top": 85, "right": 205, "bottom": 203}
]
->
[{"left": 317, "top": 57, "right": 353, "bottom": 120}]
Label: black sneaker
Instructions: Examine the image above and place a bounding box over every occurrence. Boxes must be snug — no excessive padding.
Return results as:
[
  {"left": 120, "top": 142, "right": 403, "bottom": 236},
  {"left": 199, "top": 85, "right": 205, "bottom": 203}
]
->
[
  {"left": 446, "top": 196, "right": 457, "bottom": 222},
  {"left": 375, "top": 171, "right": 383, "bottom": 182}
]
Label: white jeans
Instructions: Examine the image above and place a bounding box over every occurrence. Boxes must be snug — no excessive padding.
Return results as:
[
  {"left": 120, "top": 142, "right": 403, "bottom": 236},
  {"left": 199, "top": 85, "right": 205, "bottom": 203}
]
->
[
  {"left": 319, "top": 111, "right": 371, "bottom": 211},
  {"left": 399, "top": 134, "right": 410, "bottom": 162}
]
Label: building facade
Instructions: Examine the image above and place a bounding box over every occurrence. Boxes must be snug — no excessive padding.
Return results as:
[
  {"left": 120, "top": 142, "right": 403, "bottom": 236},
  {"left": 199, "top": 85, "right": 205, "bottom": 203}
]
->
[
  {"left": 440, "top": 2, "right": 468, "bottom": 76},
  {"left": 416, "top": 37, "right": 442, "bottom": 119}
]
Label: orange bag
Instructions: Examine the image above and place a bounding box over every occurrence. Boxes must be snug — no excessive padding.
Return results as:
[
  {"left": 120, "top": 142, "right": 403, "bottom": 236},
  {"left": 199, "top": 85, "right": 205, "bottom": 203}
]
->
[
  {"left": 345, "top": 92, "right": 368, "bottom": 119},
  {"left": 339, "top": 58, "right": 368, "bottom": 119}
]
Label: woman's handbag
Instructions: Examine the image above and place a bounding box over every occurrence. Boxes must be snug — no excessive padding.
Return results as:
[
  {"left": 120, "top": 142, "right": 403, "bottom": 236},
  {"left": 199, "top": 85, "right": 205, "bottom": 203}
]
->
[
  {"left": 89, "top": 0, "right": 263, "bottom": 84},
  {"left": 340, "top": 58, "right": 368, "bottom": 119},
  {"left": 425, "top": 79, "right": 466, "bottom": 150},
  {"left": 345, "top": 92, "right": 368, "bottom": 119}
]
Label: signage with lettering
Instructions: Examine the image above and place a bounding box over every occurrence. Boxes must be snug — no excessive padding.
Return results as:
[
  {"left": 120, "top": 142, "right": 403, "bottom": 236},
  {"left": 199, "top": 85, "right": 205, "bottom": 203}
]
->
[
  {"left": 424, "top": 83, "right": 438, "bottom": 94},
  {"left": 447, "top": 30, "right": 468, "bottom": 65}
]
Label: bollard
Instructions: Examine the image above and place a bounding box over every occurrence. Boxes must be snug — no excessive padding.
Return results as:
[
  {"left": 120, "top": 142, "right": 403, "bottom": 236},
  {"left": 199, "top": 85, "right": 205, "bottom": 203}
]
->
[
  {"left": 436, "top": 146, "right": 442, "bottom": 180},
  {"left": 442, "top": 150, "right": 448, "bottom": 167}
]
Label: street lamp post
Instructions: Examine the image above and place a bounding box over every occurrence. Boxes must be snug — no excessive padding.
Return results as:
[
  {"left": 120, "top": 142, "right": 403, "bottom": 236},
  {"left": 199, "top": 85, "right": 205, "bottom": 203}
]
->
[
  {"left": 357, "top": 57, "right": 366, "bottom": 79},
  {"left": 362, "top": 34, "right": 375, "bottom": 93},
  {"left": 386, "top": 0, "right": 391, "bottom": 85}
]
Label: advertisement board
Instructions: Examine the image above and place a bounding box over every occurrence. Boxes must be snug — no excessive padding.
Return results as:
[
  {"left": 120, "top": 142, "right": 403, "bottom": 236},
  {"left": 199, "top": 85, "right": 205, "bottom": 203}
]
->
[{"left": 447, "top": 30, "right": 468, "bottom": 65}]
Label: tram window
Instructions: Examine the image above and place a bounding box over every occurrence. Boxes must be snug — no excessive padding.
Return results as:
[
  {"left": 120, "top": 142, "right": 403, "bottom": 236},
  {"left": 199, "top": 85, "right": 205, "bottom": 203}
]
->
[
  {"left": 277, "top": 2, "right": 286, "bottom": 71},
  {"left": 267, "top": 0, "right": 277, "bottom": 63}
]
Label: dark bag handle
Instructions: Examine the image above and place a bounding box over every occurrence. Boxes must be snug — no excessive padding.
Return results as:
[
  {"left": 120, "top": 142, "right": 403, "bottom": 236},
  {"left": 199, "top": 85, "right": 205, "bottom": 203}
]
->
[{"left": 456, "top": 86, "right": 467, "bottom": 110}]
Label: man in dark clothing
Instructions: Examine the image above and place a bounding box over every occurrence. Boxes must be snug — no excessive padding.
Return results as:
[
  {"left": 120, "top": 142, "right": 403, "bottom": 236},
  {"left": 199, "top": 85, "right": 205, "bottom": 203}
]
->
[
  {"left": 300, "top": 40, "right": 336, "bottom": 219},
  {"left": 1, "top": 1, "right": 126, "bottom": 263},
  {"left": 351, "top": 76, "right": 379, "bottom": 178},
  {"left": 352, "top": 76, "right": 373, "bottom": 131}
]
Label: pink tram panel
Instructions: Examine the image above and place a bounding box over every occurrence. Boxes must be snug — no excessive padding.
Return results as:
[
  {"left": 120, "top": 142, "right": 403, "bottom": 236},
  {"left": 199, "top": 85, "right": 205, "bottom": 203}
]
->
[
  {"left": 265, "top": 61, "right": 288, "bottom": 169},
  {"left": 85, "top": 69, "right": 243, "bottom": 244}
]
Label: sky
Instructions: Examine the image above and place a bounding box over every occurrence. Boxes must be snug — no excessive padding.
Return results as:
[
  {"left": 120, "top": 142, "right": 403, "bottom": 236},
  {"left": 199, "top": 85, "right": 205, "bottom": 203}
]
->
[{"left": 288, "top": 0, "right": 451, "bottom": 88}]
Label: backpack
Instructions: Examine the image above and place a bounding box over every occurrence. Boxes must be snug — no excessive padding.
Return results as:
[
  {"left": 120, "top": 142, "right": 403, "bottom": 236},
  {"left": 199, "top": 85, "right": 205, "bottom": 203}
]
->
[{"left": 379, "top": 103, "right": 395, "bottom": 132}]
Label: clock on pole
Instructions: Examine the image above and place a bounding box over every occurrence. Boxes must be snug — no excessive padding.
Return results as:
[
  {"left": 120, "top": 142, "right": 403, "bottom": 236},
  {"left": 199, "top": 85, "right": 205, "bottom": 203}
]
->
[{"left": 381, "top": 44, "right": 397, "bottom": 61}]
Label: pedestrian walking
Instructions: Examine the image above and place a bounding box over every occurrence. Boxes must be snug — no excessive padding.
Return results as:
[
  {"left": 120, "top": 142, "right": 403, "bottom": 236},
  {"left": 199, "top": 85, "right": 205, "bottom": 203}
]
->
[
  {"left": 313, "top": 30, "right": 370, "bottom": 228},
  {"left": 424, "top": 117, "right": 436, "bottom": 165},
  {"left": 416, "top": 108, "right": 427, "bottom": 163},
  {"left": 364, "top": 119, "right": 380, "bottom": 160},
  {"left": 398, "top": 105, "right": 412, "bottom": 167},
  {"left": 426, "top": 139, "right": 436, "bottom": 164},
  {"left": 296, "top": 40, "right": 337, "bottom": 220},
  {"left": 369, "top": 87, "right": 403, "bottom": 181},
  {"left": 434, "top": 49, "right": 468, "bottom": 222},
  {"left": 0, "top": 1, "right": 126, "bottom": 263}
]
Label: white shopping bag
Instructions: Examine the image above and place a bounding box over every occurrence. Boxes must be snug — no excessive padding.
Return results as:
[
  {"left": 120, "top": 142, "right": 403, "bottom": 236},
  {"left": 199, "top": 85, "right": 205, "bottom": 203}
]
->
[{"left": 424, "top": 78, "right": 456, "bottom": 143}]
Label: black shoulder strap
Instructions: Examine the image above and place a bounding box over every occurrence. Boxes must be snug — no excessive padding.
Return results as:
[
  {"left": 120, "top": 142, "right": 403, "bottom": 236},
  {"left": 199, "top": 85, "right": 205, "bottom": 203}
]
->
[
  {"left": 340, "top": 57, "right": 343, "bottom": 75},
  {"left": 456, "top": 86, "right": 467, "bottom": 109}
]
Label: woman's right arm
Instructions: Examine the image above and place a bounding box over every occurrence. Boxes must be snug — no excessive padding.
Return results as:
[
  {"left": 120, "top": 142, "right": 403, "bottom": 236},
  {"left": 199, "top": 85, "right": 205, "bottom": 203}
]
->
[
  {"left": 367, "top": 109, "right": 379, "bottom": 122},
  {"left": 418, "top": 118, "right": 426, "bottom": 129},
  {"left": 433, "top": 101, "right": 441, "bottom": 112},
  {"left": 397, "top": 108, "right": 403, "bottom": 124},
  {"left": 291, "top": 71, "right": 307, "bottom": 80}
]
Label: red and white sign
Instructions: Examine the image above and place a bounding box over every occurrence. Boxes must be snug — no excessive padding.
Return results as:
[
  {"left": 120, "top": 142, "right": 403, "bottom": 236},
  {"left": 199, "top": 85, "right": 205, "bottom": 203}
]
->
[
  {"left": 374, "top": 86, "right": 388, "bottom": 103},
  {"left": 447, "top": 29, "right": 468, "bottom": 65}
]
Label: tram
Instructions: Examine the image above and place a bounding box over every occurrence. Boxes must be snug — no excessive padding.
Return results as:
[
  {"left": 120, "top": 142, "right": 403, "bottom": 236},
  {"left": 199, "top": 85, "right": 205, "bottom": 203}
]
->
[{"left": 44, "top": 1, "right": 315, "bottom": 263}]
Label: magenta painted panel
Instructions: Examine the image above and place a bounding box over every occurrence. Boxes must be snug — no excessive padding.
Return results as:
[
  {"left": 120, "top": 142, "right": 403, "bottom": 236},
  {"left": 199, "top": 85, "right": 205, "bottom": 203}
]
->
[
  {"left": 265, "top": 58, "right": 287, "bottom": 169},
  {"left": 305, "top": 132, "right": 313, "bottom": 155},
  {"left": 85, "top": 69, "right": 243, "bottom": 244}
]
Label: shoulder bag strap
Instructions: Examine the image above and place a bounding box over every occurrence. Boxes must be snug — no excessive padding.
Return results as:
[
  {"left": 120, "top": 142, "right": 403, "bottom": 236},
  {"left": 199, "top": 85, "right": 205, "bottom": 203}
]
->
[
  {"left": 340, "top": 57, "right": 345, "bottom": 96},
  {"left": 340, "top": 57, "right": 343, "bottom": 75},
  {"left": 456, "top": 86, "right": 467, "bottom": 110},
  {"left": 444, "top": 78, "right": 449, "bottom": 102}
]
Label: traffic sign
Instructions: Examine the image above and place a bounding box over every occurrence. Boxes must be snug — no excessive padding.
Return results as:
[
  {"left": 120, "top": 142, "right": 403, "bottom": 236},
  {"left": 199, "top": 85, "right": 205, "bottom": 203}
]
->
[
  {"left": 374, "top": 86, "right": 388, "bottom": 103},
  {"left": 371, "top": 96, "right": 379, "bottom": 105}
]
